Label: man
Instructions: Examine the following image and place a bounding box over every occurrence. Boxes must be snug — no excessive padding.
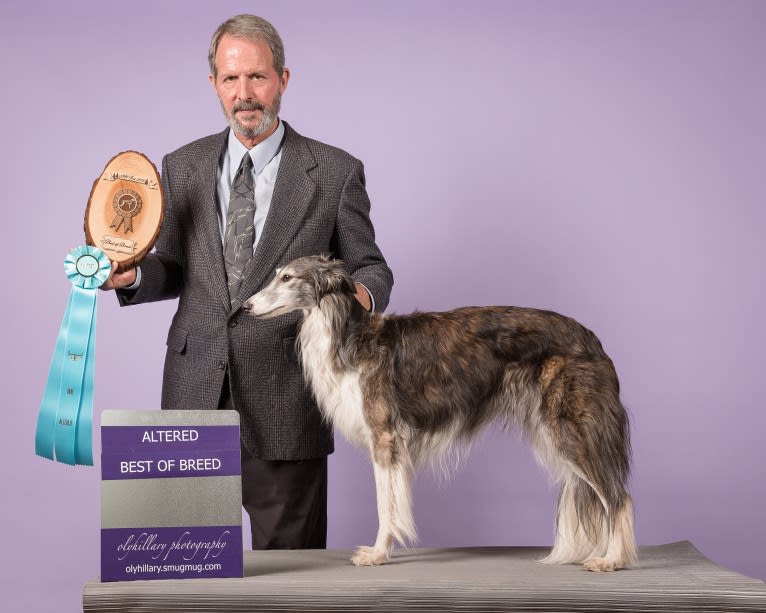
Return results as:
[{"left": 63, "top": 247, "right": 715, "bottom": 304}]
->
[{"left": 102, "top": 14, "right": 393, "bottom": 549}]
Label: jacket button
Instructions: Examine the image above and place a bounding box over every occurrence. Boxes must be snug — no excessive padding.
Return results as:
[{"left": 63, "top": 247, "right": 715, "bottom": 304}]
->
[
  {"left": 217, "top": 361, "right": 226, "bottom": 370},
  {"left": 229, "top": 319, "right": 238, "bottom": 328}
]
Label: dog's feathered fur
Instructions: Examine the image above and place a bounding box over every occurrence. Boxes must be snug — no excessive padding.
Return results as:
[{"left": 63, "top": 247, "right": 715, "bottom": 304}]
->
[{"left": 243, "top": 255, "right": 637, "bottom": 571}]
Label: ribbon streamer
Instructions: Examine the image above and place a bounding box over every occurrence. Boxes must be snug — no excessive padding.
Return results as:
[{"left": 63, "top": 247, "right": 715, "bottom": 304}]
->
[{"left": 36, "top": 246, "right": 111, "bottom": 465}]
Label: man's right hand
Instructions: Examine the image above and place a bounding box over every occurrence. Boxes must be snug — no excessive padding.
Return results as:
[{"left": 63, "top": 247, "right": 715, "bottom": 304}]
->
[{"left": 100, "top": 261, "right": 137, "bottom": 291}]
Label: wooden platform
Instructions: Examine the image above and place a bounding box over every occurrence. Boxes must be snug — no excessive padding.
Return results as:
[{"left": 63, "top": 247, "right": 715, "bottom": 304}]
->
[{"left": 83, "top": 541, "right": 766, "bottom": 612}]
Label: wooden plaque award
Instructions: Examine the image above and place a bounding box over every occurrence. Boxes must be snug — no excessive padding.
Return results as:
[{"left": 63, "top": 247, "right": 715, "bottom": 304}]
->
[{"left": 84, "top": 151, "right": 164, "bottom": 272}]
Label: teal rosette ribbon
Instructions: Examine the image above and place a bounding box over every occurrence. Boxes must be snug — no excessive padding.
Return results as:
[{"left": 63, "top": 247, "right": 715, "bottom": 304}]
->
[{"left": 35, "top": 246, "right": 111, "bottom": 465}]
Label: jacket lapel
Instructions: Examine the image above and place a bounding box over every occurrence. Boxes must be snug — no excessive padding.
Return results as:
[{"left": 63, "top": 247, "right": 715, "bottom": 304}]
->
[
  {"left": 188, "top": 129, "right": 231, "bottom": 310},
  {"left": 233, "top": 123, "right": 317, "bottom": 310}
]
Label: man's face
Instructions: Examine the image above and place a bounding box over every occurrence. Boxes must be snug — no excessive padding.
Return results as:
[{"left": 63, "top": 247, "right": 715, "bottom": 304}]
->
[{"left": 210, "top": 34, "right": 290, "bottom": 145}]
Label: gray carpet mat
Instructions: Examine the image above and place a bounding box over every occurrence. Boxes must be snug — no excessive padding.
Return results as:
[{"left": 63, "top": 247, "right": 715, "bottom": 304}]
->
[{"left": 83, "top": 541, "right": 766, "bottom": 612}]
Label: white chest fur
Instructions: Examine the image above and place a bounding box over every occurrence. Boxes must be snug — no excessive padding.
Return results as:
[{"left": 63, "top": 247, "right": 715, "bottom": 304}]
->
[{"left": 298, "top": 310, "right": 370, "bottom": 447}]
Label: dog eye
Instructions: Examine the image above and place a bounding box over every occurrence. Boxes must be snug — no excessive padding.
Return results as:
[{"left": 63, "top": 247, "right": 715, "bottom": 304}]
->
[{"left": 281, "top": 274, "right": 292, "bottom": 282}]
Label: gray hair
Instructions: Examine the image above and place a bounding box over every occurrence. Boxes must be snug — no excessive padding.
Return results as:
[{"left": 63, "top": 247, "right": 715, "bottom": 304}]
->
[{"left": 208, "top": 14, "right": 285, "bottom": 77}]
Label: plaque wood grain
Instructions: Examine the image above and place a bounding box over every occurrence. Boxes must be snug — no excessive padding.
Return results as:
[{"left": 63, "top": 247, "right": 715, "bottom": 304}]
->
[{"left": 84, "top": 151, "right": 164, "bottom": 272}]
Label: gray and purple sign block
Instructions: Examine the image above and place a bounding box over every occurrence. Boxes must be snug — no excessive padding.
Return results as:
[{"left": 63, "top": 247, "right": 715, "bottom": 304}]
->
[{"left": 100, "top": 410, "right": 243, "bottom": 582}]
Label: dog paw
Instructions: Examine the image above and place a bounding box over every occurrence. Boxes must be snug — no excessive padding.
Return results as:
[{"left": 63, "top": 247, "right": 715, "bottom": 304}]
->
[
  {"left": 583, "top": 557, "right": 619, "bottom": 572},
  {"left": 351, "top": 546, "right": 389, "bottom": 566}
]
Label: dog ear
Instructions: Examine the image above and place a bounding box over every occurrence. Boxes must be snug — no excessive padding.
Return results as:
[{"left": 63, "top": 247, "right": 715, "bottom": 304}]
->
[{"left": 312, "top": 259, "right": 356, "bottom": 299}]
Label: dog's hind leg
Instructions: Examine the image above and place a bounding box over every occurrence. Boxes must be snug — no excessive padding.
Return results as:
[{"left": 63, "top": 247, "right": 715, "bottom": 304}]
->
[
  {"left": 535, "top": 358, "right": 636, "bottom": 571},
  {"left": 582, "top": 493, "right": 637, "bottom": 572},
  {"left": 544, "top": 446, "right": 636, "bottom": 571},
  {"left": 545, "top": 453, "right": 636, "bottom": 571},
  {"left": 351, "top": 432, "right": 415, "bottom": 566},
  {"left": 541, "top": 473, "right": 606, "bottom": 566}
]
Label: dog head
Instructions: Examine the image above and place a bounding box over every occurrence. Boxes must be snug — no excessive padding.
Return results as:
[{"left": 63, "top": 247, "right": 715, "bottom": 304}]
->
[{"left": 243, "top": 255, "right": 356, "bottom": 319}]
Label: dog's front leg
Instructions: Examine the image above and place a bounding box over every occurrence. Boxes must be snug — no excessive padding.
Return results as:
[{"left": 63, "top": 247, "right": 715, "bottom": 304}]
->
[
  {"left": 351, "top": 458, "right": 395, "bottom": 566},
  {"left": 351, "top": 432, "right": 416, "bottom": 566}
]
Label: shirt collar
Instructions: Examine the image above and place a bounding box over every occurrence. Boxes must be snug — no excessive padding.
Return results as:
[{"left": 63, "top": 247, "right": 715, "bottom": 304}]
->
[{"left": 226, "top": 119, "right": 285, "bottom": 178}]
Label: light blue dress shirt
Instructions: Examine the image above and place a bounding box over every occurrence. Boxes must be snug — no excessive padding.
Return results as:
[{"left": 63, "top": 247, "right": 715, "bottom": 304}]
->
[{"left": 216, "top": 120, "right": 285, "bottom": 251}]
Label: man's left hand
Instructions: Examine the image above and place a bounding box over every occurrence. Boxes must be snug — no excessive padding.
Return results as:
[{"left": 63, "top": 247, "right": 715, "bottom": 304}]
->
[{"left": 354, "top": 282, "right": 372, "bottom": 311}]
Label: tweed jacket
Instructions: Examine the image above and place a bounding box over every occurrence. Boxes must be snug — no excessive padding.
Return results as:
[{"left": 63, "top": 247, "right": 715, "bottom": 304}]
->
[{"left": 118, "top": 121, "right": 393, "bottom": 460}]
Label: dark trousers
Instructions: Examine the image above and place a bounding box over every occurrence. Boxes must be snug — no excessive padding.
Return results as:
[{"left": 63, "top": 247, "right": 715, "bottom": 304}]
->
[{"left": 219, "top": 375, "right": 327, "bottom": 549}]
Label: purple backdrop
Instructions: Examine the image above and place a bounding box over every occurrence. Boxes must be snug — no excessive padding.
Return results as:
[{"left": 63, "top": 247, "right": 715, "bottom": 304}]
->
[{"left": 1, "top": 1, "right": 764, "bottom": 610}]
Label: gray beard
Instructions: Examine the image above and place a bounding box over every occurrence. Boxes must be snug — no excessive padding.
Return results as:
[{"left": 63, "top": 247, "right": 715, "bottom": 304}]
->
[{"left": 224, "top": 93, "right": 281, "bottom": 141}]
